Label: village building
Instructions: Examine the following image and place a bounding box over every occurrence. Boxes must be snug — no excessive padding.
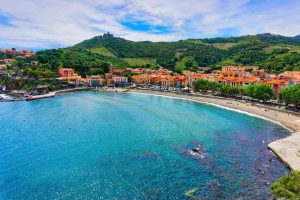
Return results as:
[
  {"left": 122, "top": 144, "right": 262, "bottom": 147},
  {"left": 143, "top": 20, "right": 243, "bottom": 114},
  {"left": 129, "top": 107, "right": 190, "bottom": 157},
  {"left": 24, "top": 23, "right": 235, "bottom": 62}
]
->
[
  {"left": 222, "top": 66, "right": 259, "bottom": 72},
  {"left": 131, "top": 74, "right": 151, "bottom": 85},
  {"left": 111, "top": 68, "right": 126, "bottom": 75},
  {"left": 57, "top": 68, "right": 82, "bottom": 85},
  {"left": 86, "top": 75, "right": 105, "bottom": 87},
  {"left": 154, "top": 75, "right": 175, "bottom": 87},
  {"left": 173, "top": 76, "right": 187, "bottom": 87},
  {"left": 113, "top": 76, "right": 128, "bottom": 85},
  {"left": 51, "top": 65, "right": 299, "bottom": 93},
  {"left": 0, "top": 49, "right": 35, "bottom": 58},
  {"left": 266, "top": 79, "right": 289, "bottom": 94},
  {"left": 153, "top": 69, "right": 172, "bottom": 75},
  {"left": 279, "top": 71, "right": 300, "bottom": 84},
  {"left": 21, "top": 50, "right": 35, "bottom": 57}
]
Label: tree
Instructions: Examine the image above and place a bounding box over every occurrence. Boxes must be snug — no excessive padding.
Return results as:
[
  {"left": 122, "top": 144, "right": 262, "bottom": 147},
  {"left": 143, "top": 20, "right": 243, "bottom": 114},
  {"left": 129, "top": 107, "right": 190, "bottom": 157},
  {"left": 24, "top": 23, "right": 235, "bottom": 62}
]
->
[
  {"left": 280, "top": 85, "right": 300, "bottom": 108},
  {"left": 244, "top": 84, "right": 255, "bottom": 98},
  {"left": 253, "top": 84, "right": 274, "bottom": 102},
  {"left": 193, "top": 79, "right": 209, "bottom": 94},
  {"left": 176, "top": 56, "right": 198, "bottom": 71},
  {"left": 207, "top": 81, "right": 222, "bottom": 94},
  {"left": 271, "top": 172, "right": 300, "bottom": 200},
  {"left": 244, "top": 84, "right": 274, "bottom": 102},
  {"left": 90, "top": 69, "right": 104, "bottom": 75}
]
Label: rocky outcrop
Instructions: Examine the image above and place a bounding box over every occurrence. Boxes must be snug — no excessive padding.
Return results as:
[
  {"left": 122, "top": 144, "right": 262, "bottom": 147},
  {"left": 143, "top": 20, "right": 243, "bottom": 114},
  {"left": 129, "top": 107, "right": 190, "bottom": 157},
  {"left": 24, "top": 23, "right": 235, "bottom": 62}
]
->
[{"left": 268, "top": 132, "right": 300, "bottom": 172}]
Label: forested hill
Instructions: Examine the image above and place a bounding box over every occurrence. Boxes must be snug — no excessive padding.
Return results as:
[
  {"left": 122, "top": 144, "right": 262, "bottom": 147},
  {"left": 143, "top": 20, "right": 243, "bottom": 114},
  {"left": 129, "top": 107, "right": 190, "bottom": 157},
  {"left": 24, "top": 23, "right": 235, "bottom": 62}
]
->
[
  {"left": 73, "top": 33, "right": 300, "bottom": 72},
  {"left": 19, "top": 33, "right": 300, "bottom": 78}
]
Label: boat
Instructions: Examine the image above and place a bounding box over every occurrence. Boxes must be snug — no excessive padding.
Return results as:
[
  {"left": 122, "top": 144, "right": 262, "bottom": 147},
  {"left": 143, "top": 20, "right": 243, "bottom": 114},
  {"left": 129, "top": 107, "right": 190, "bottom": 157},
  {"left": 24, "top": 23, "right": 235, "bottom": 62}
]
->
[{"left": 26, "top": 92, "right": 56, "bottom": 101}]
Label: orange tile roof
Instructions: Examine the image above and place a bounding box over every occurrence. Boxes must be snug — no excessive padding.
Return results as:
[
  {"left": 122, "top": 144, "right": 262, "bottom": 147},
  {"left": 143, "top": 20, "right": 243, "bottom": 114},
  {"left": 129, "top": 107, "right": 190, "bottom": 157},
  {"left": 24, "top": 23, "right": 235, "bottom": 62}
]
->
[{"left": 265, "top": 79, "right": 288, "bottom": 85}]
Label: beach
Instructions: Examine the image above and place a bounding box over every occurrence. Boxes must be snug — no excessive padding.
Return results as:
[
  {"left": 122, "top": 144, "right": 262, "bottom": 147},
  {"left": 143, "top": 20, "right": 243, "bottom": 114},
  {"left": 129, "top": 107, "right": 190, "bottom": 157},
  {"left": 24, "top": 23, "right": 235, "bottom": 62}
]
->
[{"left": 130, "top": 89, "right": 300, "bottom": 171}]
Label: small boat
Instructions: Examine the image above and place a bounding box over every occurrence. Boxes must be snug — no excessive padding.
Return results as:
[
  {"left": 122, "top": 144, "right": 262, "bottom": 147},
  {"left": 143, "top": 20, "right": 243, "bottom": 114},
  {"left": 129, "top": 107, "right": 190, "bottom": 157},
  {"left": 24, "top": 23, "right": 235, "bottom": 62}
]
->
[{"left": 26, "top": 92, "right": 56, "bottom": 101}]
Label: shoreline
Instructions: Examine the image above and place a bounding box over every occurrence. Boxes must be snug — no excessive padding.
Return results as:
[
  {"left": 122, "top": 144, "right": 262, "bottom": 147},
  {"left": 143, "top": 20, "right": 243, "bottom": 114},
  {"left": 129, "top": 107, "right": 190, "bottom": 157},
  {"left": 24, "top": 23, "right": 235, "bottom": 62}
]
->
[
  {"left": 128, "top": 89, "right": 300, "bottom": 171},
  {"left": 129, "top": 90, "right": 294, "bottom": 132},
  {"left": 0, "top": 87, "right": 92, "bottom": 102}
]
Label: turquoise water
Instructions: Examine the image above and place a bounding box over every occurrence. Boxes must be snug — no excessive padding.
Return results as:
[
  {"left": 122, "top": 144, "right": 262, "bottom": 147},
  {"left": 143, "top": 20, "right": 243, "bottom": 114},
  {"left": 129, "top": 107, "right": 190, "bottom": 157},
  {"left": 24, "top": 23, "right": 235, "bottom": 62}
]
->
[{"left": 0, "top": 92, "right": 290, "bottom": 199}]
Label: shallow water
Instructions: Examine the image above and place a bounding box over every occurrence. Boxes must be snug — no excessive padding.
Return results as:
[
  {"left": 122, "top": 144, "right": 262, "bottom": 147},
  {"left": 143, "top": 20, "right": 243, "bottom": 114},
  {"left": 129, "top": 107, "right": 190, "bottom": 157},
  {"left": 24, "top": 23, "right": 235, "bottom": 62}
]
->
[{"left": 0, "top": 92, "right": 290, "bottom": 199}]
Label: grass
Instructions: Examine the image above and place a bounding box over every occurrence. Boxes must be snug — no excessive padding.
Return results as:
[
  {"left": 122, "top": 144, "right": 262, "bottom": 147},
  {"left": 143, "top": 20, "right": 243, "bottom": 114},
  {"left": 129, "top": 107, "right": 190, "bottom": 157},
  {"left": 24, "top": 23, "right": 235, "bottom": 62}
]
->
[
  {"left": 219, "top": 58, "right": 239, "bottom": 65},
  {"left": 124, "top": 58, "right": 156, "bottom": 67},
  {"left": 263, "top": 45, "right": 300, "bottom": 60},
  {"left": 264, "top": 45, "right": 300, "bottom": 53},
  {"left": 184, "top": 39, "right": 206, "bottom": 45},
  {"left": 89, "top": 47, "right": 116, "bottom": 57},
  {"left": 211, "top": 43, "right": 237, "bottom": 50}
]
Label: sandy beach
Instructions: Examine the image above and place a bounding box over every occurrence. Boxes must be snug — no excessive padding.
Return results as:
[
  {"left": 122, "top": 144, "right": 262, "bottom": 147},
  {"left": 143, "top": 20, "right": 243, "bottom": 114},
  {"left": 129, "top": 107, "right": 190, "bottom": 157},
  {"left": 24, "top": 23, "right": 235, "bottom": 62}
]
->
[{"left": 130, "top": 89, "right": 300, "bottom": 171}]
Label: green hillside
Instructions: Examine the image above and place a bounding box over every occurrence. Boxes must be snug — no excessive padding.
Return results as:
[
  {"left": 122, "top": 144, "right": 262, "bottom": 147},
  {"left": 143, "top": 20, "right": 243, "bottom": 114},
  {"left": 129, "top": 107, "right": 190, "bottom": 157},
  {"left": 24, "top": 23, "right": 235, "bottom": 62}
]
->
[
  {"left": 13, "top": 47, "right": 129, "bottom": 77},
  {"left": 74, "top": 33, "right": 300, "bottom": 72},
  {"left": 211, "top": 43, "right": 237, "bottom": 50},
  {"left": 88, "top": 47, "right": 116, "bottom": 57},
  {"left": 124, "top": 58, "right": 156, "bottom": 68},
  {"left": 5, "top": 33, "right": 300, "bottom": 80}
]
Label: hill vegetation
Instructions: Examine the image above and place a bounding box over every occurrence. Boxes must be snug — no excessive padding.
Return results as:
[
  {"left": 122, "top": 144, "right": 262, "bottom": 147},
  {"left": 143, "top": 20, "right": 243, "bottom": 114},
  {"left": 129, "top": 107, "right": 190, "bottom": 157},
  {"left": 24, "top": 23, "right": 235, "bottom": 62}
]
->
[
  {"left": 3, "top": 33, "right": 300, "bottom": 79},
  {"left": 74, "top": 33, "right": 300, "bottom": 73}
]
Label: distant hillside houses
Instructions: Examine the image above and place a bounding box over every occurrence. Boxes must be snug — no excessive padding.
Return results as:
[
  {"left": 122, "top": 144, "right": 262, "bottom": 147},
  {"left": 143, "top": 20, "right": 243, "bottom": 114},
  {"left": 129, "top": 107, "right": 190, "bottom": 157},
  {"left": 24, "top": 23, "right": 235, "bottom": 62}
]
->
[{"left": 0, "top": 48, "right": 35, "bottom": 58}]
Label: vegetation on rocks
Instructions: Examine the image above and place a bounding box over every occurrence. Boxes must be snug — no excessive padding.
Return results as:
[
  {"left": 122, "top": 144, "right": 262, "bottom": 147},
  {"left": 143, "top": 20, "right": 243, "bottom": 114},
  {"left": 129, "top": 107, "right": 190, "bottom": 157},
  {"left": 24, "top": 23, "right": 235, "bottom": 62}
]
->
[{"left": 271, "top": 172, "right": 300, "bottom": 200}]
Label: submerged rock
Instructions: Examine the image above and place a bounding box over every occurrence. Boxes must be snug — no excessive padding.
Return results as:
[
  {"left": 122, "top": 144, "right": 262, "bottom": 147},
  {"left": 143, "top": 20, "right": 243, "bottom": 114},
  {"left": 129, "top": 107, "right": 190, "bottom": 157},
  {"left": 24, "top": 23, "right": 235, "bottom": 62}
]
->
[
  {"left": 189, "top": 144, "right": 205, "bottom": 158},
  {"left": 184, "top": 188, "right": 198, "bottom": 199}
]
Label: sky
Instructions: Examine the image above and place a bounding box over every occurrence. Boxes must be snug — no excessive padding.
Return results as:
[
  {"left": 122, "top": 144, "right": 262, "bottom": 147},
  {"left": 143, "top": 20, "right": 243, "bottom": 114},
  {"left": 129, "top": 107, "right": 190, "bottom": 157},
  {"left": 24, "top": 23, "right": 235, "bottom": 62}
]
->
[{"left": 0, "top": 0, "right": 299, "bottom": 49}]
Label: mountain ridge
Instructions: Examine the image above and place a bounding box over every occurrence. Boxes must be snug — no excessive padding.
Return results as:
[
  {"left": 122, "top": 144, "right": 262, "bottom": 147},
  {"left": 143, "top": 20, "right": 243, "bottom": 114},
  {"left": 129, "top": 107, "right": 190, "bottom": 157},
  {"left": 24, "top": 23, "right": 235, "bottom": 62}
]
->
[{"left": 72, "top": 33, "right": 300, "bottom": 72}]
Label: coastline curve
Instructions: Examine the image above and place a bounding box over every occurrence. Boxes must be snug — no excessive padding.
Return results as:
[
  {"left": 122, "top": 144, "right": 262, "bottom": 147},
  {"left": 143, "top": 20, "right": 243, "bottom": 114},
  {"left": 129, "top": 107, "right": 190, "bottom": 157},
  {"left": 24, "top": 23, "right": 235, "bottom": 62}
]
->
[{"left": 128, "top": 89, "right": 300, "bottom": 171}]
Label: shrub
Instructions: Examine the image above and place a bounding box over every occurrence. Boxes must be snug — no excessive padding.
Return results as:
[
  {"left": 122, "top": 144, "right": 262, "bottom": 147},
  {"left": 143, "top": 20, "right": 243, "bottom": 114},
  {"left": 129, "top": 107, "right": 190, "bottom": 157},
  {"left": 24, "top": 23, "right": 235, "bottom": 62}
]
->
[{"left": 271, "top": 172, "right": 300, "bottom": 200}]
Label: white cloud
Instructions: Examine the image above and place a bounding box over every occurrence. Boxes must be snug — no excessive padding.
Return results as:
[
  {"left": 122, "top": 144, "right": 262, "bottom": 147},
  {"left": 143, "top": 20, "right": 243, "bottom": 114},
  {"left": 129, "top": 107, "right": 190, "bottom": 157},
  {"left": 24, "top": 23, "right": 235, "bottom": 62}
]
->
[{"left": 0, "top": 0, "right": 299, "bottom": 49}]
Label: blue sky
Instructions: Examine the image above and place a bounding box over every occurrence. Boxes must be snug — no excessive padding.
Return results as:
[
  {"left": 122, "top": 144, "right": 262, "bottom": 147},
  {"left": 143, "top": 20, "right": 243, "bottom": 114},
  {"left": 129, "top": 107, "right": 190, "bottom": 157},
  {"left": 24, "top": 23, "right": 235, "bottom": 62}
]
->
[{"left": 0, "top": 0, "right": 299, "bottom": 49}]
